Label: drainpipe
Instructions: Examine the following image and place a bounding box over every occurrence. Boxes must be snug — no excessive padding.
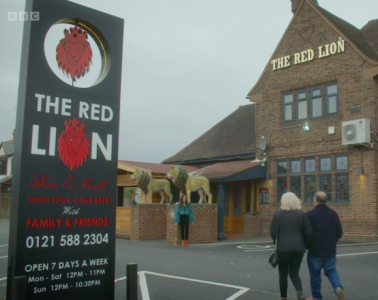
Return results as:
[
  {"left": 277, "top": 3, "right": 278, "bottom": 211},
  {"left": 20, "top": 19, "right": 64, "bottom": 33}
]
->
[
  {"left": 260, "top": 90, "right": 263, "bottom": 142},
  {"left": 360, "top": 61, "right": 365, "bottom": 118}
]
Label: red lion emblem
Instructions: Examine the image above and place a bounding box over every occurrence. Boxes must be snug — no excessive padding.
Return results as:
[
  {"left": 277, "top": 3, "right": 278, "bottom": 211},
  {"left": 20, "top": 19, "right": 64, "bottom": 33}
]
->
[
  {"left": 56, "top": 25, "right": 92, "bottom": 82},
  {"left": 58, "top": 119, "right": 90, "bottom": 170}
]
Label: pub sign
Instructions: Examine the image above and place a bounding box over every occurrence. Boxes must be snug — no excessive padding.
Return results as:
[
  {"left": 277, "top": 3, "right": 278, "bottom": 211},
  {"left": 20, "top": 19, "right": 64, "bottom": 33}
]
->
[{"left": 7, "top": 0, "right": 124, "bottom": 299}]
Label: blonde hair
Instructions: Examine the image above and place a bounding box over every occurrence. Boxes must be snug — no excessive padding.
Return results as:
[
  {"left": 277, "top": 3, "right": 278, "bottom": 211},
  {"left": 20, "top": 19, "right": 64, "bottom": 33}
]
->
[{"left": 280, "top": 192, "right": 302, "bottom": 211}]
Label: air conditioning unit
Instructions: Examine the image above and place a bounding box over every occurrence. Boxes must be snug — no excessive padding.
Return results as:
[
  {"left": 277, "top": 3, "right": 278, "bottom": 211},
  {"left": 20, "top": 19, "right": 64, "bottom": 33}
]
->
[{"left": 342, "top": 118, "right": 370, "bottom": 146}]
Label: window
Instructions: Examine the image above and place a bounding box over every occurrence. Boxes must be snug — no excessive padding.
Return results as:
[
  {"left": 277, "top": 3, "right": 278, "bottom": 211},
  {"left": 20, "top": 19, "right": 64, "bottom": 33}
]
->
[
  {"left": 282, "top": 82, "right": 337, "bottom": 123},
  {"left": 290, "top": 177, "right": 301, "bottom": 199},
  {"left": 297, "top": 89, "right": 307, "bottom": 120},
  {"left": 277, "top": 177, "right": 287, "bottom": 202},
  {"left": 304, "top": 157, "right": 316, "bottom": 173},
  {"left": 311, "top": 86, "right": 322, "bottom": 118},
  {"left": 336, "top": 155, "right": 348, "bottom": 171},
  {"left": 326, "top": 83, "right": 338, "bottom": 115},
  {"left": 319, "top": 175, "right": 332, "bottom": 202},
  {"left": 290, "top": 159, "right": 301, "bottom": 174},
  {"left": 245, "top": 182, "right": 251, "bottom": 213},
  {"left": 304, "top": 176, "right": 316, "bottom": 203},
  {"left": 277, "top": 161, "right": 287, "bottom": 175},
  {"left": 319, "top": 156, "right": 332, "bottom": 172},
  {"left": 0, "top": 159, "right": 6, "bottom": 175},
  {"left": 336, "top": 174, "right": 349, "bottom": 203},
  {"left": 283, "top": 93, "right": 293, "bottom": 122}
]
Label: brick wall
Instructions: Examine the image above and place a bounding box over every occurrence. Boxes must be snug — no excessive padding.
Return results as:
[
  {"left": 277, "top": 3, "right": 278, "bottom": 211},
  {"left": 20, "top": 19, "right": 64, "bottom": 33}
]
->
[
  {"left": 166, "top": 204, "right": 218, "bottom": 245},
  {"left": 243, "top": 214, "right": 260, "bottom": 237},
  {"left": 248, "top": 1, "right": 378, "bottom": 242},
  {"left": 0, "top": 193, "right": 11, "bottom": 218},
  {"left": 130, "top": 204, "right": 167, "bottom": 240}
]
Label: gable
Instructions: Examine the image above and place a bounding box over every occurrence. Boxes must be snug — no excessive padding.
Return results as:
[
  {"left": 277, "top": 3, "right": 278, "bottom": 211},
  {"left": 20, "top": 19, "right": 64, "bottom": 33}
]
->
[{"left": 248, "top": 0, "right": 378, "bottom": 96}]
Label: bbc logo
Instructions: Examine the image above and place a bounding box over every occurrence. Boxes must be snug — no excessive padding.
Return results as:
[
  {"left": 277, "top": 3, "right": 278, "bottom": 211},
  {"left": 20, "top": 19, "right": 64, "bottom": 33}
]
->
[{"left": 8, "top": 12, "right": 40, "bottom": 21}]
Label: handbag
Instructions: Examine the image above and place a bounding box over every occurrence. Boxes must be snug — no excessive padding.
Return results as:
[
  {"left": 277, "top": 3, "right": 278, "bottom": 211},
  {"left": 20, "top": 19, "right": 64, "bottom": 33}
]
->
[{"left": 268, "top": 209, "right": 280, "bottom": 268}]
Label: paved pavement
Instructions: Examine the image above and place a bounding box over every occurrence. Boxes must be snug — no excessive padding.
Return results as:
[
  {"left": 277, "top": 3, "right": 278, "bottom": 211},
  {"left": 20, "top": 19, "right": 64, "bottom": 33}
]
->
[{"left": 1, "top": 218, "right": 378, "bottom": 299}]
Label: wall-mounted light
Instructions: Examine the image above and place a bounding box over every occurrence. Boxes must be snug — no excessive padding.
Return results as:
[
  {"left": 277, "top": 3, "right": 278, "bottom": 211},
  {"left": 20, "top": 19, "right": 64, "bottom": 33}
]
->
[
  {"left": 302, "top": 122, "right": 311, "bottom": 131},
  {"left": 358, "top": 166, "right": 364, "bottom": 175}
]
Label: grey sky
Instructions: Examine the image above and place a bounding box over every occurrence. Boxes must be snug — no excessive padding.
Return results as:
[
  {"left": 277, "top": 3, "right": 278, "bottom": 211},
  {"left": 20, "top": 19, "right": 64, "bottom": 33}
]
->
[{"left": 1, "top": 0, "right": 377, "bottom": 163}]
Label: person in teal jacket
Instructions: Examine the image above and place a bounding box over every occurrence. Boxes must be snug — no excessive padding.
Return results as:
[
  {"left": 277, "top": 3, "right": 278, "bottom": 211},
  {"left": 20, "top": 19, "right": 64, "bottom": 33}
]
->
[{"left": 175, "top": 194, "right": 194, "bottom": 247}]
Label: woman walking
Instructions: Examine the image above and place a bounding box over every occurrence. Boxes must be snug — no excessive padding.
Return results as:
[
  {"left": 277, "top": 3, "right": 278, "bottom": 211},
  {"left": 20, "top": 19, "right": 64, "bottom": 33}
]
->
[
  {"left": 270, "top": 192, "right": 312, "bottom": 300},
  {"left": 175, "top": 194, "right": 194, "bottom": 247}
]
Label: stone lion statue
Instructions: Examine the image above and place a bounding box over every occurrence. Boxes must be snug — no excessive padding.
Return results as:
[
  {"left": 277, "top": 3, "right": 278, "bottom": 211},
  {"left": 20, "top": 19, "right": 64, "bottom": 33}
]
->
[
  {"left": 166, "top": 165, "right": 212, "bottom": 204},
  {"left": 130, "top": 168, "right": 172, "bottom": 203}
]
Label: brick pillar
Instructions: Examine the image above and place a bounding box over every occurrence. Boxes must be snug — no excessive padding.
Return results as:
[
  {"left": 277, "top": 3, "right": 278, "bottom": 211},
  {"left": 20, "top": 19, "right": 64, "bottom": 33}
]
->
[
  {"left": 243, "top": 213, "right": 260, "bottom": 237},
  {"left": 130, "top": 204, "right": 167, "bottom": 240},
  {"left": 166, "top": 204, "right": 218, "bottom": 245}
]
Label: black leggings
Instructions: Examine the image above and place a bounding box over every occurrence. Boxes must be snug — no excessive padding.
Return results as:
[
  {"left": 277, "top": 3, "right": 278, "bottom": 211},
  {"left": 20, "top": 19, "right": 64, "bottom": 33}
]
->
[
  {"left": 179, "top": 215, "right": 189, "bottom": 240},
  {"left": 278, "top": 252, "right": 304, "bottom": 298}
]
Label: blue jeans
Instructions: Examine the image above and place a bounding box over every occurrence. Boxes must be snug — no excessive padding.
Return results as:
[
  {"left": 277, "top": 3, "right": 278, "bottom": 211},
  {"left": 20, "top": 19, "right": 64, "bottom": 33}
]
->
[{"left": 307, "top": 255, "right": 343, "bottom": 300}]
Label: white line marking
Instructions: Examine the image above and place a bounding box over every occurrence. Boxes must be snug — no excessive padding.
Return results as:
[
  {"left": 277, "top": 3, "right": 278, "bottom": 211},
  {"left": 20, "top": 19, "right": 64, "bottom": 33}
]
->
[
  {"left": 226, "top": 288, "right": 250, "bottom": 300},
  {"left": 139, "top": 271, "right": 150, "bottom": 300},
  {"left": 0, "top": 244, "right": 8, "bottom": 248},
  {"left": 0, "top": 256, "right": 8, "bottom": 259},
  {"left": 338, "top": 242, "right": 378, "bottom": 247},
  {"left": 193, "top": 240, "right": 272, "bottom": 246},
  {"left": 114, "top": 276, "right": 126, "bottom": 282},
  {"left": 337, "top": 251, "right": 378, "bottom": 257},
  {"left": 0, "top": 277, "right": 6, "bottom": 282}
]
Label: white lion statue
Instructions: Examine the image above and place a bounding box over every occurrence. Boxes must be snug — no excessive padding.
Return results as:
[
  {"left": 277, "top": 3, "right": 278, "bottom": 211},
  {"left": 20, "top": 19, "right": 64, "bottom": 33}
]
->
[
  {"left": 166, "top": 165, "right": 212, "bottom": 204},
  {"left": 130, "top": 168, "right": 173, "bottom": 203}
]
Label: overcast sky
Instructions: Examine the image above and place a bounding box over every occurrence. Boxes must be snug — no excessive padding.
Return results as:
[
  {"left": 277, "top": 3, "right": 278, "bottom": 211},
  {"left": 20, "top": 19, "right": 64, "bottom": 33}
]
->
[{"left": 1, "top": 0, "right": 377, "bottom": 163}]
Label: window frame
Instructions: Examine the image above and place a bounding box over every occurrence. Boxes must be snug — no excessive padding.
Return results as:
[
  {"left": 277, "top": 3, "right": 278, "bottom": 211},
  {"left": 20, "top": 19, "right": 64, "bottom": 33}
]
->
[
  {"left": 325, "top": 82, "right": 338, "bottom": 115},
  {"left": 335, "top": 155, "right": 348, "bottom": 171},
  {"left": 304, "top": 157, "right": 316, "bottom": 173},
  {"left": 304, "top": 175, "right": 316, "bottom": 203},
  {"left": 290, "top": 176, "right": 302, "bottom": 199},
  {"left": 290, "top": 159, "right": 301, "bottom": 175},
  {"left": 283, "top": 92, "right": 294, "bottom": 122},
  {"left": 319, "top": 156, "right": 332, "bottom": 173},
  {"left": 296, "top": 89, "right": 308, "bottom": 121},
  {"left": 319, "top": 174, "right": 332, "bottom": 203},
  {"left": 335, "top": 173, "right": 349, "bottom": 203},
  {"left": 277, "top": 161, "right": 288, "bottom": 176},
  {"left": 277, "top": 177, "right": 288, "bottom": 203},
  {"left": 310, "top": 86, "right": 323, "bottom": 118}
]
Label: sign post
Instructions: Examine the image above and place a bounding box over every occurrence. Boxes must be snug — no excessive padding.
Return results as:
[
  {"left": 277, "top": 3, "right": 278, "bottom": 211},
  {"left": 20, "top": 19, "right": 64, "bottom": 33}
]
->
[{"left": 7, "top": 0, "right": 124, "bottom": 299}]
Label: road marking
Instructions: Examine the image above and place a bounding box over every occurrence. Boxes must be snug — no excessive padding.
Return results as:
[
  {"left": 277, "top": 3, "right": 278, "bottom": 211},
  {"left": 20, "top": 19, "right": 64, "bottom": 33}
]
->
[
  {"left": 114, "top": 276, "right": 126, "bottom": 282},
  {"left": 337, "top": 251, "right": 378, "bottom": 257},
  {"left": 0, "top": 244, "right": 8, "bottom": 248},
  {"left": 193, "top": 241, "right": 272, "bottom": 246},
  {"left": 0, "top": 277, "right": 6, "bottom": 282},
  {"left": 0, "top": 256, "right": 8, "bottom": 259},
  {"left": 138, "top": 271, "right": 250, "bottom": 300}
]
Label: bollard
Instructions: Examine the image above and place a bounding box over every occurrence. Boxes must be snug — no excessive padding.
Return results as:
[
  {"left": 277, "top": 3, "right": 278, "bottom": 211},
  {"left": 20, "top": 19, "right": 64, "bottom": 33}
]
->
[
  {"left": 12, "top": 276, "right": 27, "bottom": 300},
  {"left": 126, "top": 263, "right": 138, "bottom": 300}
]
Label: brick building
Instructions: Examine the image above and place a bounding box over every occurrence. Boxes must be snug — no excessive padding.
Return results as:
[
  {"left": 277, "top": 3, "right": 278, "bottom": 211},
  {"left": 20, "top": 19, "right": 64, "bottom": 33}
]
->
[{"left": 164, "top": 0, "right": 378, "bottom": 241}]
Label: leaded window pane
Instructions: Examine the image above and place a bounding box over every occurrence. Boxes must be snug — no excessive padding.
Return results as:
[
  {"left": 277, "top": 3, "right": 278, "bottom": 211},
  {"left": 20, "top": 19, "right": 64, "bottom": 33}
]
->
[
  {"left": 290, "top": 177, "right": 301, "bottom": 199},
  {"left": 336, "top": 155, "right": 348, "bottom": 171},
  {"left": 305, "top": 158, "right": 316, "bottom": 173},
  {"left": 319, "top": 175, "right": 332, "bottom": 202},
  {"left": 277, "top": 161, "right": 287, "bottom": 175},
  {"left": 291, "top": 160, "right": 301, "bottom": 174},
  {"left": 336, "top": 174, "right": 349, "bottom": 203},
  {"left": 319, "top": 157, "right": 332, "bottom": 172},
  {"left": 277, "top": 177, "right": 287, "bottom": 203},
  {"left": 304, "top": 176, "right": 316, "bottom": 203}
]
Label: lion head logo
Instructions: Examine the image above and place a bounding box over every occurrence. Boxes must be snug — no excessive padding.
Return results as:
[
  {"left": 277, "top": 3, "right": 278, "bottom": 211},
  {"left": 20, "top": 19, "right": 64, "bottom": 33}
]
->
[
  {"left": 56, "top": 25, "right": 92, "bottom": 82},
  {"left": 58, "top": 118, "right": 90, "bottom": 170}
]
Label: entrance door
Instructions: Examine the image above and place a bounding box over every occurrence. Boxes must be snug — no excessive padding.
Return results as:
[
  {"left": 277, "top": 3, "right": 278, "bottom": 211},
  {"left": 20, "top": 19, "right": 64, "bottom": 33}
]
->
[{"left": 224, "top": 185, "right": 243, "bottom": 233}]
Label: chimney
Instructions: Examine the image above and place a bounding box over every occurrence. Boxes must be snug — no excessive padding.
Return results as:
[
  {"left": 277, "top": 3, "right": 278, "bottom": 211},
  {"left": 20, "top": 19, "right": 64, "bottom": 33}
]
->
[{"left": 291, "top": 0, "right": 318, "bottom": 14}]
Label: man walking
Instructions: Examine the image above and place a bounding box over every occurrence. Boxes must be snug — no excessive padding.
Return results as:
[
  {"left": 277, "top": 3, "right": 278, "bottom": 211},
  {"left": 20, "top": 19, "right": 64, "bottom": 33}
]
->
[{"left": 306, "top": 191, "right": 346, "bottom": 300}]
